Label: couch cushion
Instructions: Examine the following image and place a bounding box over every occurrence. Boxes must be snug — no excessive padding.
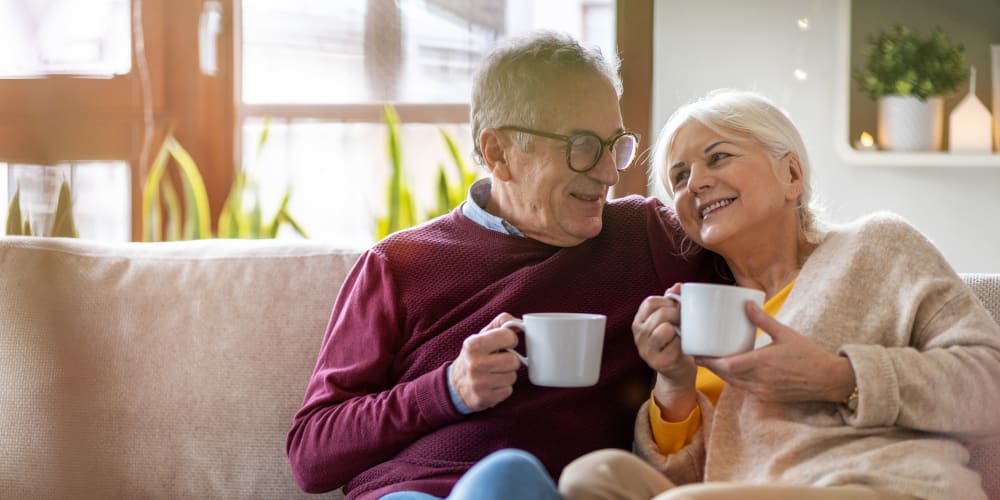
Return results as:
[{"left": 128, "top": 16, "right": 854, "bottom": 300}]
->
[
  {"left": 0, "top": 236, "right": 359, "bottom": 499},
  {"left": 1, "top": 238, "right": 996, "bottom": 499},
  {"left": 962, "top": 273, "right": 1000, "bottom": 500}
]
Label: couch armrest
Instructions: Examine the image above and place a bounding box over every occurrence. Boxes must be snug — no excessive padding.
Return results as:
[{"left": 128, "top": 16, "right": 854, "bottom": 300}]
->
[{"left": 0, "top": 236, "right": 359, "bottom": 499}]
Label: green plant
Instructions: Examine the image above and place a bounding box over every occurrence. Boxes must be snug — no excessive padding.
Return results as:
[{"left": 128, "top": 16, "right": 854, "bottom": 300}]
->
[
  {"left": 143, "top": 133, "right": 212, "bottom": 241},
  {"left": 375, "top": 105, "right": 418, "bottom": 240},
  {"left": 4, "top": 178, "right": 78, "bottom": 238},
  {"left": 375, "top": 104, "right": 478, "bottom": 240},
  {"left": 853, "top": 25, "right": 967, "bottom": 100},
  {"left": 427, "top": 123, "right": 478, "bottom": 220},
  {"left": 142, "top": 124, "right": 308, "bottom": 241}
]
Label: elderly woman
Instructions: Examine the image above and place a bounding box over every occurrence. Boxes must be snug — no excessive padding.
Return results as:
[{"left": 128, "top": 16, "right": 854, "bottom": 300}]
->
[{"left": 557, "top": 89, "right": 1000, "bottom": 500}]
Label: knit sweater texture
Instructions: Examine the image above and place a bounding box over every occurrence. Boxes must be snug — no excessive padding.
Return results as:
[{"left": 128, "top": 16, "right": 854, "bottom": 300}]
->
[
  {"left": 287, "top": 196, "right": 722, "bottom": 499},
  {"left": 634, "top": 212, "right": 1000, "bottom": 499}
]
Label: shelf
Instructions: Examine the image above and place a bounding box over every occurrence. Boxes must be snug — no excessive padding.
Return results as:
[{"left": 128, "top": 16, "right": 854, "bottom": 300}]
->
[
  {"left": 836, "top": 144, "right": 1000, "bottom": 168},
  {"left": 833, "top": 0, "right": 1000, "bottom": 168}
]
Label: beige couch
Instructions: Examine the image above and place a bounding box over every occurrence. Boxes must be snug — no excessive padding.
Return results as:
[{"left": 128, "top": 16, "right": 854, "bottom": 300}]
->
[
  {"left": 1, "top": 236, "right": 998, "bottom": 499},
  {"left": 0, "top": 236, "right": 355, "bottom": 499}
]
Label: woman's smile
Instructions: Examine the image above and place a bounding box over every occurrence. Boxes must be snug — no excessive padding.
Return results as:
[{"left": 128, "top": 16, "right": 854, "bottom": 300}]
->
[{"left": 698, "top": 197, "right": 736, "bottom": 220}]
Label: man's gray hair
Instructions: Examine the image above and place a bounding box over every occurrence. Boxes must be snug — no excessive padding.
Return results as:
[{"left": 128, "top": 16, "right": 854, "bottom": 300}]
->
[
  {"left": 649, "top": 89, "right": 825, "bottom": 244},
  {"left": 470, "top": 31, "right": 622, "bottom": 165}
]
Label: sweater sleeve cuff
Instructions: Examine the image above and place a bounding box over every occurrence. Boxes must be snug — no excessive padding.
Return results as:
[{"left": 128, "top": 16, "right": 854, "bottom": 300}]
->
[
  {"left": 633, "top": 398, "right": 707, "bottom": 485},
  {"left": 412, "top": 363, "right": 464, "bottom": 426},
  {"left": 649, "top": 393, "right": 701, "bottom": 455},
  {"left": 838, "top": 344, "right": 901, "bottom": 427}
]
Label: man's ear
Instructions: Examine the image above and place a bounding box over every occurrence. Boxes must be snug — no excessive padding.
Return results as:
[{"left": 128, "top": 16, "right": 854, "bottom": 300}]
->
[
  {"left": 782, "top": 152, "right": 804, "bottom": 202},
  {"left": 480, "top": 128, "right": 512, "bottom": 182}
]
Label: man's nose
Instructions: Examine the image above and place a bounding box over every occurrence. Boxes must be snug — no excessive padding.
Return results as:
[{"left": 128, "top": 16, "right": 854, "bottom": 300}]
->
[{"left": 588, "top": 147, "right": 620, "bottom": 186}]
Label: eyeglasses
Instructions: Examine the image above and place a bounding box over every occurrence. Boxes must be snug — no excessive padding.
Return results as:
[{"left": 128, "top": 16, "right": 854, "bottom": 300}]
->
[{"left": 497, "top": 125, "right": 640, "bottom": 173}]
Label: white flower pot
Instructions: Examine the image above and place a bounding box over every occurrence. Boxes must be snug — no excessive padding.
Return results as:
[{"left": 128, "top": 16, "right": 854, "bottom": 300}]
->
[{"left": 877, "top": 95, "right": 944, "bottom": 151}]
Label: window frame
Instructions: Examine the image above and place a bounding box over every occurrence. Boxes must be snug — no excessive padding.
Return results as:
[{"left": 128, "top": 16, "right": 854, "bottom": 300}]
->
[
  {"left": 0, "top": 0, "right": 650, "bottom": 241},
  {"left": 233, "top": 0, "right": 653, "bottom": 198},
  {"left": 0, "top": 0, "right": 236, "bottom": 241}
]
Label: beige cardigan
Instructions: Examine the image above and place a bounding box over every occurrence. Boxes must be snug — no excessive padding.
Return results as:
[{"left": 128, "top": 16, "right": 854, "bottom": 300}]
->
[{"left": 635, "top": 213, "right": 1000, "bottom": 499}]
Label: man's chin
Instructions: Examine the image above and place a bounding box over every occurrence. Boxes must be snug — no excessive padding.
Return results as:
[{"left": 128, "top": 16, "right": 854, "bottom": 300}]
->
[{"left": 571, "top": 219, "right": 604, "bottom": 241}]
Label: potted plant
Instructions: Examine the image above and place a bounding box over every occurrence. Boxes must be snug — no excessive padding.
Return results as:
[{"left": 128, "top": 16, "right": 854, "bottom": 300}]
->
[
  {"left": 853, "top": 25, "right": 967, "bottom": 151},
  {"left": 5, "top": 178, "right": 78, "bottom": 238}
]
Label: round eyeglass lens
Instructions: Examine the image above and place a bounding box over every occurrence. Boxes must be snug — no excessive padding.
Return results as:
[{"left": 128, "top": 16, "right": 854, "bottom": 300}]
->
[
  {"left": 613, "top": 134, "right": 637, "bottom": 171},
  {"left": 568, "top": 134, "right": 602, "bottom": 171}
]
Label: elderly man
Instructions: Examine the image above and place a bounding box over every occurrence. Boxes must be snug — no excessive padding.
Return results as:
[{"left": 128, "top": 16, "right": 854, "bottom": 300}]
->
[{"left": 286, "top": 31, "right": 721, "bottom": 500}]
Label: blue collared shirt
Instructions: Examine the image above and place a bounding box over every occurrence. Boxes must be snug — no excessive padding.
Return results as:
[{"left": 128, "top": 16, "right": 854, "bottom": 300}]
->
[
  {"left": 460, "top": 178, "right": 525, "bottom": 237},
  {"left": 448, "top": 178, "right": 523, "bottom": 415}
]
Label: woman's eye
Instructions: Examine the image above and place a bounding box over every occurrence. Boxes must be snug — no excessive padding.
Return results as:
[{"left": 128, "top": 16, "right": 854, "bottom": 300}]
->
[
  {"left": 672, "top": 170, "right": 689, "bottom": 186},
  {"left": 708, "top": 152, "right": 731, "bottom": 164}
]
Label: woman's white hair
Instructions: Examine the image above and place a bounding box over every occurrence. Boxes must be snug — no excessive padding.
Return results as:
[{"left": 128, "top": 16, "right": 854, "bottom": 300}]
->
[
  {"left": 470, "top": 31, "right": 621, "bottom": 165},
  {"left": 649, "top": 89, "right": 825, "bottom": 244}
]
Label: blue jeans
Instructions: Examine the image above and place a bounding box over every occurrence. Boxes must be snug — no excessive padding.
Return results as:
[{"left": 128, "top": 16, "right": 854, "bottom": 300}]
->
[{"left": 380, "top": 449, "right": 560, "bottom": 500}]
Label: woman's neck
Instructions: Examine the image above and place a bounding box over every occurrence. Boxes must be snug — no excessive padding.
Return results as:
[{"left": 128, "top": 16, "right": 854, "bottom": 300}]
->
[{"left": 716, "top": 220, "right": 814, "bottom": 300}]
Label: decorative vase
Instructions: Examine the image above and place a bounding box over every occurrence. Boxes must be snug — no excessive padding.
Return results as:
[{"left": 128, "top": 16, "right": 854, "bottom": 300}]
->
[
  {"left": 949, "top": 67, "right": 992, "bottom": 153},
  {"left": 877, "top": 95, "right": 944, "bottom": 151}
]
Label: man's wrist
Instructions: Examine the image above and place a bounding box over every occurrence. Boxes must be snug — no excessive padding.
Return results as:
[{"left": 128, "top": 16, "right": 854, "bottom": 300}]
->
[{"left": 447, "top": 363, "right": 475, "bottom": 415}]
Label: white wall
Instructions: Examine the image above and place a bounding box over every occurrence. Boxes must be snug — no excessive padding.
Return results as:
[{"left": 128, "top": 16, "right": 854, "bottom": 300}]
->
[{"left": 651, "top": 0, "right": 1000, "bottom": 273}]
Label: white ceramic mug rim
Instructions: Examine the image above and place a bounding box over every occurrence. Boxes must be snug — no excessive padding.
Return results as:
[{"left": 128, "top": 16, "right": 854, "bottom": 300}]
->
[
  {"left": 680, "top": 283, "right": 761, "bottom": 294},
  {"left": 522, "top": 313, "right": 606, "bottom": 321}
]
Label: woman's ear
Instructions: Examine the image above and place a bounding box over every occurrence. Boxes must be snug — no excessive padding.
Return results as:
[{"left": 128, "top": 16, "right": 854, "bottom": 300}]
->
[
  {"left": 782, "top": 152, "right": 804, "bottom": 202},
  {"left": 480, "top": 128, "right": 512, "bottom": 181}
]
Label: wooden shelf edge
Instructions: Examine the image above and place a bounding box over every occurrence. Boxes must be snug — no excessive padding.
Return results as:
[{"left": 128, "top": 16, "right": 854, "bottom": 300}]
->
[{"left": 835, "top": 139, "right": 1000, "bottom": 167}]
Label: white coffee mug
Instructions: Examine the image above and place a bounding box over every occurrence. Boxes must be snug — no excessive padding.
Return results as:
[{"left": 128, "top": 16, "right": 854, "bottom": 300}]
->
[
  {"left": 501, "top": 313, "right": 606, "bottom": 387},
  {"left": 665, "top": 283, "right": 765, "bottom": 357}
]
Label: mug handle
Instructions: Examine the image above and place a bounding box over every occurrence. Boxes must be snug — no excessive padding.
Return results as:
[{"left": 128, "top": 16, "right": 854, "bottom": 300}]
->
[
  {"left": 663, "top": 293, "right": 683, "bottom": 337},
  {"left": 501, "top": 319, "right": 529, "bottom": 366}
]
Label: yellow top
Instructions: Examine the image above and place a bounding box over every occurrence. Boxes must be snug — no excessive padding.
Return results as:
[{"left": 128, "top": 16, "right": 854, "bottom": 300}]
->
[{"left": 649, "top": 281, "right": 795, "bottom": 454}]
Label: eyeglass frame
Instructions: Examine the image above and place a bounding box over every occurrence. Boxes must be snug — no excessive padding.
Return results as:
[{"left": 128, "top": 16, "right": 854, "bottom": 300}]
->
[{"left": 496, "top": 125, "right": 641, "bottom": 173}]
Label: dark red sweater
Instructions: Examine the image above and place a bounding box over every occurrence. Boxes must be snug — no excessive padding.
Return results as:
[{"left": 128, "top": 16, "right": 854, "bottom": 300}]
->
[{"left": 286, "top": 196, "right": 722, "bottom": 499}]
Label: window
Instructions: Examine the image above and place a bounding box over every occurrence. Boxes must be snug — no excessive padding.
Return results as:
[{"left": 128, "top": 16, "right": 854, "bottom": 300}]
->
[
  {"left": 239, "top": 0, "right": 617, "bottom": 247},
  {"left": 0, "top": 0, "right": 132, "bottom": 77},
  {"left": 2, "top": 162, "right": 130, "bottom": 240},
  {"left": 0, "top": 0, "right": 135, "bottom": 240},
  {"left": 1, "top": 0, "right": 237, "bottom": 242},
  {"left": 1, "top": 1, "right": 650, "bottom": 243}
]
